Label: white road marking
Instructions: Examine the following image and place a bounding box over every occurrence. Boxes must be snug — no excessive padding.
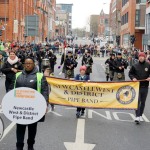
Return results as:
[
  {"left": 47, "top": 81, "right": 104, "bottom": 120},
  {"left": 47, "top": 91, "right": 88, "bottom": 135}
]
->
[
  {"left": 88, "top": 110, "right": 92, "bottom": 119},
  {"left": 142, "top": 114, "right": 150, "bottom": 122},
  {"left": 75, "top": 119, "right": 85, "bottom": 143},
  {"left": 88, "top": 110, "right": 150, "bottom": 123},
  {"left": 64, "top": 119, "right": 96, "bottom": 150},
  {"left": 88, "top": 110, "right": 112, "bottom": 120},
  {"left": 0, "top": 122, "right": 16, "bottom": 142},
  {"left": 47, "top": 110, "right": 62, "bottom": 117},
  {"left": 113, "top": 112, "right": 135, "bottom": 122}
]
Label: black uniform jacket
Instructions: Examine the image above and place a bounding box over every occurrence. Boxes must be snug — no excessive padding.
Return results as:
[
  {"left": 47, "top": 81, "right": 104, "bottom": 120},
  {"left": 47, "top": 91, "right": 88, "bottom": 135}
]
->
[
  {"left": 1, "top": 60, "right": 23, "bottom": 81},
  {"left": 129, "top": 61, "right": 150, "bottom": 88}
]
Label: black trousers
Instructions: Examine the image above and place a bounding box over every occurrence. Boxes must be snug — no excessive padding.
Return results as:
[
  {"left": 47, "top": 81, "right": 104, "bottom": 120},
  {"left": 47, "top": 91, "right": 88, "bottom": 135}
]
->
[
  {"left": 77, "top": 108, "right": 85, "bottom": 112},
  {"left": 38, "top": 61, "right": 42, "bottom": 72},
  {"left": 50, "top": 64, "right": 55, "bottom": 73},
  {"left": 5, "top": 80, "right": 12, "bottom": 93},
  {"left": 136, "top": 87, "right": 148, "bottom": 117},
  {"left": 16, "top": 122, "right": 37, "bottom": 146}
]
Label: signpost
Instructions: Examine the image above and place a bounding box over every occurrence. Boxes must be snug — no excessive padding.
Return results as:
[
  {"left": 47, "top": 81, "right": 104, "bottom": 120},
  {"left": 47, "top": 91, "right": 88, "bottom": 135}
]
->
[{"left": 2, "top": 87, "right": 47, "bottom": 125}]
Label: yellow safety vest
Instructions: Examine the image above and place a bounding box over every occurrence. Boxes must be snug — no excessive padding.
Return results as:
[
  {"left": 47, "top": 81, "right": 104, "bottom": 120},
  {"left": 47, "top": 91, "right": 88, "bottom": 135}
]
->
[{"left": 14, "top": 72, "right": 43, "bottom": 93}]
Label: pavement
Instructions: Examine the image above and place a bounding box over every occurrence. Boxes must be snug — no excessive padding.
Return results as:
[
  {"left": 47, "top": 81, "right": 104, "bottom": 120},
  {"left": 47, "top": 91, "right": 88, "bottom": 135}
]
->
[{"left": 0, "top": 40, "right": 150, "bottom": 150}]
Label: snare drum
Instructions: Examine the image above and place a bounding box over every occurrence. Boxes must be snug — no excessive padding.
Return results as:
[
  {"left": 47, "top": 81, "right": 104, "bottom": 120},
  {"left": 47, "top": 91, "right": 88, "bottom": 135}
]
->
[{"left": 42, "top": 59, "right": 50, "bottom": 66}]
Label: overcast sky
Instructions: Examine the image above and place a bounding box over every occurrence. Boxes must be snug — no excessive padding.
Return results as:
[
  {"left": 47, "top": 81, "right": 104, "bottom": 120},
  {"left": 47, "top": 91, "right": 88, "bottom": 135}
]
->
[{"left": 56, "top": 0, "right": 111, "bottom": 29}]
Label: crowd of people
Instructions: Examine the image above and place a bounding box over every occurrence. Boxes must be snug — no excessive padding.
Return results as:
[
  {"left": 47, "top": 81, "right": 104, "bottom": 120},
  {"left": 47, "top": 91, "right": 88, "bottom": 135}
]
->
[{"left": 0, "top": 39, "right": 150, "bottom": 150}]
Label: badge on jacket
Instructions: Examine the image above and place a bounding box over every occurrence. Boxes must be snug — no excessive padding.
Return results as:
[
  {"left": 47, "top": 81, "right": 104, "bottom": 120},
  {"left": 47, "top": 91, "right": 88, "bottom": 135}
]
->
[{"left": 145, "top": 68, "right": 148, "bottom": 72}]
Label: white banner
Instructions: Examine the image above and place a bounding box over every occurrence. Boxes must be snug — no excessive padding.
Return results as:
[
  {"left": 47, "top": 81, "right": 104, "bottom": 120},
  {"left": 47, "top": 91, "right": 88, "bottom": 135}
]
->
[{"left": 2, "top": 87, "right": 47, "bottom": 125}]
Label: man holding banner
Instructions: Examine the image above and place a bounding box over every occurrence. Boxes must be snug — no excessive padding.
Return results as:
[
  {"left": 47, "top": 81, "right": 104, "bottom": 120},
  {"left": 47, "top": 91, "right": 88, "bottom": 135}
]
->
[{"left": 129, "top": 52, "right": 150, "bottom": 124}]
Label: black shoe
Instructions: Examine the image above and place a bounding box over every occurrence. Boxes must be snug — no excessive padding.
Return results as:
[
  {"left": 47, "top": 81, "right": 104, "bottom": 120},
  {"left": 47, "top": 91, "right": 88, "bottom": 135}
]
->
[
  {"left": 27, "top": 140, "right": 34, "bottom": 150},
  {"left": 16, "top": 142, "right": 24, "bottom": 150},
  {"left": 81, "top": 112, "right": 85, "bottom": 116},
  {"left": 28, "top": 148, "right": 34, "bottom": 150},
  {"left": 76, "top": 112, "right": 80, "bottom": 118},
  {"left": 51, "top": 105, "right": 54, "bottom": 111},
  {"left": 16, "top": 148, "right": 23, "bottom": 150},
  {"left": 28, "top": 146, "right": 34, "bottom": 150}
]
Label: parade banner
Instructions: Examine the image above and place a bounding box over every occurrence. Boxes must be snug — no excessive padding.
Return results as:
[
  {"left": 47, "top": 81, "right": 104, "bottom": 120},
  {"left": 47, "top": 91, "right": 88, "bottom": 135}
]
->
[
  {"left": 47, "top": 77, "right": 139, "bottom": 109},
  {"left": 2, "top": 87, "right": 47, "bottom": 125}
]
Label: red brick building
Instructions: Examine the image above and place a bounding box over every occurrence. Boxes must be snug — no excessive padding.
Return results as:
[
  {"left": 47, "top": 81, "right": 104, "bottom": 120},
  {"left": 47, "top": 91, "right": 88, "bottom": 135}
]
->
[
  {"left": 109, "top": 0, "right": 121, "bottom": 45},
  {"left": 98, "top": 10, "right": 109, "bottom": 37},
  {"left": 0, "top": 0, "right": 56, "bottom": 42},
  {"left": 120, "top": 0, "right": 146, "bottom": 50},
  {"left": 145, "top": 0, "right": 150, "bottom": 49},
  {"left": 90, "top": 10, "right": 109, "bottom": 37}
]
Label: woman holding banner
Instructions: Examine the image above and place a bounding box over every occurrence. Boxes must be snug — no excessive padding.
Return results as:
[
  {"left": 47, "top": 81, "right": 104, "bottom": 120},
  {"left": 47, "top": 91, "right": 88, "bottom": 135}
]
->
[
  {"left": 75, "top": 66, "right": 90, "bottom": 118},
  {"left": 9, "top": 57, "right": 49, "bottom": 150}
]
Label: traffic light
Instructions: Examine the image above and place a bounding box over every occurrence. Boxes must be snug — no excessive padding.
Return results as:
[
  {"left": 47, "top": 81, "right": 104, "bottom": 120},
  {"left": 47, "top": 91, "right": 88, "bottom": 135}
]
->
[
  {"left": 116, "top": 35, "right": 120, "bottom": 46},
  {"left": 130, "top": 35, "right": 136, "bottom": 45},
  {"left": 0, "top": 30, "right": 2, "bottom": 36}
]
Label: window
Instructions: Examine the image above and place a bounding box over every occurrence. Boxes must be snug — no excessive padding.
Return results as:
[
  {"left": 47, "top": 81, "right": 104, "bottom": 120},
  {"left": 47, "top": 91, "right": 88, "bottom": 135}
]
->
[
  {"left": 136, "top": 0, "right": 146, "bottom": 3},
  {"left": 105, "top": 19, "right": 108, "bottom": 25},
  {"left": 123, "top": 34, "right": 130, "bottom": 46},
  {"left": 135, "top": 10, "right": 140, "bottom": 27},
  {"left": 121, "top": 12, "right": 128, "bottom": 25},
  {"left": 122, "top": 0, "right": 128, "bottom": 7},
  {"left": 146, "top": 14, "right": 150, "bottom": 34}
]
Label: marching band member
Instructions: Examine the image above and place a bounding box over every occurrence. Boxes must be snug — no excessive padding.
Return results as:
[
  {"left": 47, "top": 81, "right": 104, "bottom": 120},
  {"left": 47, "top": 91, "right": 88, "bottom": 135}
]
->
[
  {"left": 105, "top": 54, "right": 116, "bottom": 81},
  {"left": 48, "top": 50, "right": 57, "bottom": 74},
  {"left": 36, "top": 47, "right": 45, "bottom": 72},
  {"left": 64, "top": 51, "right": 77, "bottom": 79},
  {"left": 113, "top": 52, "right": 128, "bottom": 81},
  {"left": 82, "top": 50, "right": 93, "bottom": 76}
]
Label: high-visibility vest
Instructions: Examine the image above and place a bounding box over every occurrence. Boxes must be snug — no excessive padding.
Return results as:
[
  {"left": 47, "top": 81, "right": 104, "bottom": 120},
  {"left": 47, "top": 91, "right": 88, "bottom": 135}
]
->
[
  {"left": 14, "top": 72, "right": 43, "bottom": 93},
  {"left": 0, "top": 43, "right": 4, "bottom": 51}
]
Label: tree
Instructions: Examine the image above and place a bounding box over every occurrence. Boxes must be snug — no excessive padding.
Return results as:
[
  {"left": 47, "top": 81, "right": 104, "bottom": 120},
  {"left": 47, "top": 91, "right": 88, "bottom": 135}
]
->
[{"left": 90, "top": 15, "right": 99, "bottom": 37}]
